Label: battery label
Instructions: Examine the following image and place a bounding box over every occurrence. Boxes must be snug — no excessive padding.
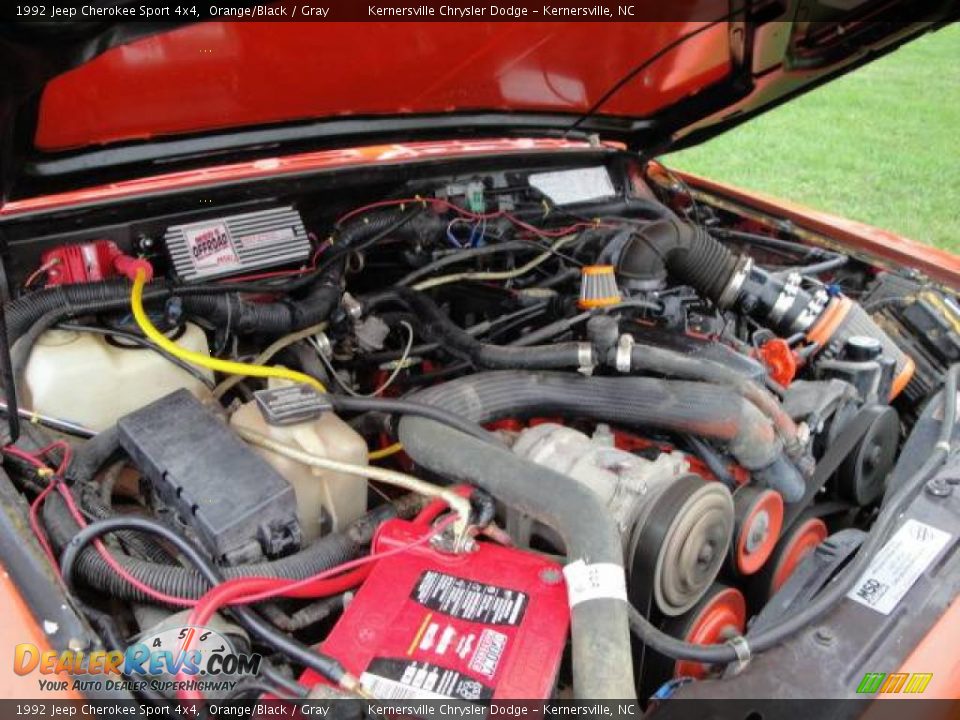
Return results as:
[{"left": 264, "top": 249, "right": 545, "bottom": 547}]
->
[
  {"left": 847, "top": 519, "right": 952, "bottom": 615},
  {"left": 467, "top": 629, "right": 507, "bottom": 678},
  {"left": 183, "top": 222, "right": 239, "bottom": 273},
  {"left": 360, "top": 658, "right": 493, "bottom": 701},
  {"left": 412, "top": 571, "right": 528, "bottom": 626}
]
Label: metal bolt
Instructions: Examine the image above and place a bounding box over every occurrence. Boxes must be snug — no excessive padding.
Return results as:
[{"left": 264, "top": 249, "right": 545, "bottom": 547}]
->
[
  {"left": 745, "top": 510, "right": 770, "bottom": 554},
  {"left": 813, "top": 627, "right": 834, "bottom": 646},
  {"left": 925, "top": 477, "right": 953, "bottom": 498},
  {"left": 540, "top": 568, "right": 563, "bottom": 585},
  {"left": 461, "top": 538, "right": 478, "bottom": 553}
]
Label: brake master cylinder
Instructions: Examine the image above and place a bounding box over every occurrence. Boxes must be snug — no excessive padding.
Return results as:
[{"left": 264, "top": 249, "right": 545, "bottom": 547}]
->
[
  {"left": 230, "top": 383, "right": 368, "bottom": 541},
  {"left": 512, "top": 423, "right": 735, "bottom": 616}
]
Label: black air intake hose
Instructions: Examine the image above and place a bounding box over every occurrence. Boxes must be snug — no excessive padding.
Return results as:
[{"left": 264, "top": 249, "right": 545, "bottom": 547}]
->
[
  {"left": 405, "top": 371, "right": 783, "bottom": 470},
  {"left": 397, "top": 415, "right": 636, "bottom": 700},
  {"left": 395, "top": 288, "right": 593, "bottom": 370},
  {"left": 42, "top": 493, "right": 423, "bottom": 602},
  {"left": 616, "top": 217, "right": 739, "bottom": 301}
]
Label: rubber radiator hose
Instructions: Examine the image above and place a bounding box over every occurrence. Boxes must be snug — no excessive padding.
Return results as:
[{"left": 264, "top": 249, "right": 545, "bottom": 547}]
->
[
  {"left": 397, "top": 415, "right": 637, "bottom": 700},
  {"left": 404, "top": 370, "right": 785, "bottom": 472}
]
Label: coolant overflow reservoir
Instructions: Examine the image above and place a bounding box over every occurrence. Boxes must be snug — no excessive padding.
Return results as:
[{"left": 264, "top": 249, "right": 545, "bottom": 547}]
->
[
  {"left": 230, "top": 383, "right": 368, "bottom": 542},
  {"left": 21, "top": 324, "right": 213, "bottom": 432}
]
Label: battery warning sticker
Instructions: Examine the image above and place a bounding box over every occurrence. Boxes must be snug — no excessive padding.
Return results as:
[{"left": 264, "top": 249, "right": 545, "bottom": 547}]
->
[
  {"left": 412, "top": 571, "right": 528, "bottom": 626},
  {"left": 848, "top": 519, "right": 952, "bottom": 615},
  {"left": 183, "top": 222, "right": 239, "bottom": 273},
  {"left": 360, "top": 658, "right": 494, "bottom": 701}
]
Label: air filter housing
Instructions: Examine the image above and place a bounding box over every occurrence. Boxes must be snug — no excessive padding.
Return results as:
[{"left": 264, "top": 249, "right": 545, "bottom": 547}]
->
[{"left": 578, "top": 265, "right": 621, "bottom": 309}]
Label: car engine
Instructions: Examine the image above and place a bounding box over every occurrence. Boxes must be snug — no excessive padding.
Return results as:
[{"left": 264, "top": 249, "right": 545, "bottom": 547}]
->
[{"left": 1, "top": 155, "right": 957, "bottom": 703}]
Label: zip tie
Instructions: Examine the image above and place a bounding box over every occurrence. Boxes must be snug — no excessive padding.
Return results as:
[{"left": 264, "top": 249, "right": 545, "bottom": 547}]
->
[
  {"left": 725, "top": 635, "right": 752, "bottom": 673},
  {"left": 936, "top": 441, "right": 952, "bottom": 453}
]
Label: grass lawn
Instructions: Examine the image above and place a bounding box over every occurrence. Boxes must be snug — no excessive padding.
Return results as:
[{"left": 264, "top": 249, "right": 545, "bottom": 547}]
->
[{"left": 665, "top": 23, "right": 960, "bottom": 252}]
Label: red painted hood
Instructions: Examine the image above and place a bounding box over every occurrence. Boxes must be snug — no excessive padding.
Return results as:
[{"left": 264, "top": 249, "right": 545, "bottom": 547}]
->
[{"left": 0, "top": 4, "right": 956, "bottom": 200}]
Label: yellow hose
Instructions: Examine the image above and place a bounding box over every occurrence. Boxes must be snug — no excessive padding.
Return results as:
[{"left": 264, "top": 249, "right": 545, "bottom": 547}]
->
[
  {"left": 130, "top": 269, "right": 328, "bottom": 393},
  {"left": 368, "top": 442, "right": 403, "bottom": 461},
  {"left": 131, "top": 271, "right": 409, "bottom": 459}
]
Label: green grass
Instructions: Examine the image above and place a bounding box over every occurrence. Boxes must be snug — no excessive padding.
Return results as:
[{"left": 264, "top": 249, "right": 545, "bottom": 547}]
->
[{"left": 665, "top": 23, "right": 960, "bottom": 252}]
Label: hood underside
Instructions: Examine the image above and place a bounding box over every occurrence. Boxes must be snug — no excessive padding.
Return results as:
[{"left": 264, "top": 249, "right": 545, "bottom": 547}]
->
[{"left": 0, "top": 2, "right": 957, "bottom": 201}]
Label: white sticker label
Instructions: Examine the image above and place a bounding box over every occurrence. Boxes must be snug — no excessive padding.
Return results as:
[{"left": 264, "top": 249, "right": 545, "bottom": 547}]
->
[
  {"left": 359, "top": 672, "right": 451, "bottom": 701},
  {"left": 183, "top": 222, "right": 239, "bottom": 272},
  {"left": 238, "top": 227, "right": 296, "bottom": 248},
  {"left": 847, "top": 519, "right": 952, "bottom": 615},
  {"left": 528, "top": 166, "right": 616, "bottom": 206},
  {"left": 468, "top": 628, "right": 507, "bottom": 678},
  {"left": 563, "top": 560, "right": 628, "bottom": 608}
]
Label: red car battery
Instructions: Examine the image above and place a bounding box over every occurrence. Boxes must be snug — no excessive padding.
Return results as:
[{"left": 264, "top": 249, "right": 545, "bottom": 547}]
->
[{"left": 302, "top": 518, "right": 570, "bottom": 701}]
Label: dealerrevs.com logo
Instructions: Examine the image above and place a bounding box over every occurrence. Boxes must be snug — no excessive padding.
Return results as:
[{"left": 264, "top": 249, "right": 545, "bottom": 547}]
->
[{"left": 13, "top": 626, "right": 261, "bottom": 694}]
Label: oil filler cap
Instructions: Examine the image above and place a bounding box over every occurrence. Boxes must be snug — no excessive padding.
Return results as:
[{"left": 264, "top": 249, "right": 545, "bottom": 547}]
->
[{"left": 255, "top": 384, "right": 330, "bottom": 426}]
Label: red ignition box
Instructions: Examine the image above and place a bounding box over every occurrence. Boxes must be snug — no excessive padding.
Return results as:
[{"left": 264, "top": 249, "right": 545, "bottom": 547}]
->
[{"left": 303, "top": 518, "right": 570, "bottom": 700}]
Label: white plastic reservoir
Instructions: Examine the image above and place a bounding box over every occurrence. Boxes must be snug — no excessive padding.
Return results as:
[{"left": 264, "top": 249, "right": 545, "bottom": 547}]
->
[
  {"left": 231, "top": 395, "right": 369, "bottom": 542},
  {"left": 21, "top": 324, "right": 214, "bottom": 432}
]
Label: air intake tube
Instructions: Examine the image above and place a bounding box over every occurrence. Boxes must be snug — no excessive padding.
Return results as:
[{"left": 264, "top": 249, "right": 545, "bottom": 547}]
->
[
  {"left": 614, "top": 218, "right": 914, "bottom": 397},
  {"left": 614, "top": 218, "right": 830, "bottom": 335}
]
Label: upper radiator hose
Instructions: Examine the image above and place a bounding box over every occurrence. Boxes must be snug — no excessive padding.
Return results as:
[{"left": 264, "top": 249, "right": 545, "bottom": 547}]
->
[{"left": 405, "top": 371, "right": 785, "bottom": 472}]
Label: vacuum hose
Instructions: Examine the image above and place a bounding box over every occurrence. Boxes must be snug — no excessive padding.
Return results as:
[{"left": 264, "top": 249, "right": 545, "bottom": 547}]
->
[{"left": 395, "top": 288, "right": 594, "bottom": 371}]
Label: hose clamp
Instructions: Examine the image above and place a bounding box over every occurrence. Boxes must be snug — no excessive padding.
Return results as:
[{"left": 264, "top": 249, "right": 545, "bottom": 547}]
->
[
  {"left": 768, "top": 272, "right": 801, "bottom": 326},
  {"left": 615, "top": 334, "right": 635, "bottom": 373},
  {"left": 790, "top": 288, "right": 831, "bottom": 334},
  {"left": 716, "top": 256, "right": 753, "bottom": 310},
  {"left": 341, "top": 292, "right": 364, "bottom": 321},
  {"left": 313, "top": 332, "right": 334, "bottom": 359},
  {"left": 725, "top": 635, "right": 752, "bottom": 674},
  {"left": 578, "top": 343, "right": 596, "bottom": 376}
]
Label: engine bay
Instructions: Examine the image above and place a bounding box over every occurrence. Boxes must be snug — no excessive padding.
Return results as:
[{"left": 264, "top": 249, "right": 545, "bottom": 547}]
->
[{"left": 1, "top": 151, "right": 958, "bottom": 703}]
